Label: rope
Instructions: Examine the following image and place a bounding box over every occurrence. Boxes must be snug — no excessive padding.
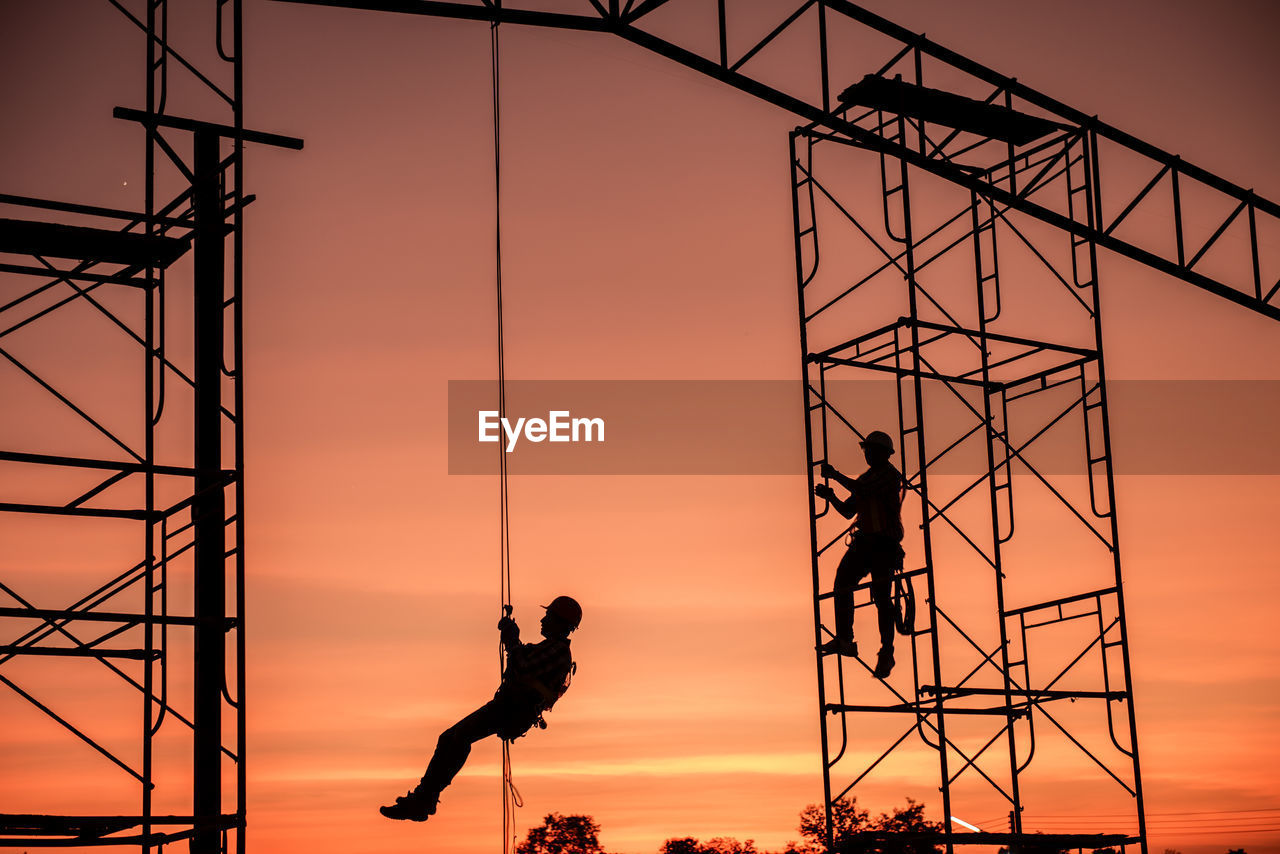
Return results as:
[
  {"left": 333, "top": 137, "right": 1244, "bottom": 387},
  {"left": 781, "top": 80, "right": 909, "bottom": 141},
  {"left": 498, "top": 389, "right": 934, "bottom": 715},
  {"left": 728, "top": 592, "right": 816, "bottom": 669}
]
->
[
  {"left": 492, "top": 25, "right": 511, "bottom": 616},
  {"left": 490, "top": 20, "right": 521, "bottom": 854}
]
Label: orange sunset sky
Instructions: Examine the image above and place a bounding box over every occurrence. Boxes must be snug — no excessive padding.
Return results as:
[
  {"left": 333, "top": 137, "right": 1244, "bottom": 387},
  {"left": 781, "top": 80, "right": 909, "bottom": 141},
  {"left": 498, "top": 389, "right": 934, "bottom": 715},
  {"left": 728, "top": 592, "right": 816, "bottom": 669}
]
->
[{"left": 2, "top": 1, "right": 1279, "bottom": 853}]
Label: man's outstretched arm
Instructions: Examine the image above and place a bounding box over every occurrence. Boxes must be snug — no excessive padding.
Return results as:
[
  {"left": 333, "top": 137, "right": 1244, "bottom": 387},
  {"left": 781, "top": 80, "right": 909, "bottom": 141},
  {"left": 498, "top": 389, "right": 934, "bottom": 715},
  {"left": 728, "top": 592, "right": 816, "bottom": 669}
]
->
[
  {"left": 814, "top": 482, "right": 857, "bottom": 519},
  {"left": 822, "top": 461, "right": 859, "bottom": 493}
]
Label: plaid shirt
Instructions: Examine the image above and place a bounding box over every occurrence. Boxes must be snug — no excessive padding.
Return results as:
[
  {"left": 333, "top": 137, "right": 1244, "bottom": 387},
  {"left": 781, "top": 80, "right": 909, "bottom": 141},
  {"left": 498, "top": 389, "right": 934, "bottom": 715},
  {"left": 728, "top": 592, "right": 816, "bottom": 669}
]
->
[{"left": 504, "top": 636, "right": 572, "bottom": 705}]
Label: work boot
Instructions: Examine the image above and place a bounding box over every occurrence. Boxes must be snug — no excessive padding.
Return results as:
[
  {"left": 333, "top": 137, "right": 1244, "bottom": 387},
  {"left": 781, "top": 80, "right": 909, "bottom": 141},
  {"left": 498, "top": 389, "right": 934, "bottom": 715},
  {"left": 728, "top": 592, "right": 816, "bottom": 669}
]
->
[
  {"left": 379, "top": 787, "right": 439, "bottom": 821},
  {"left": 873, "top": 646, "right": 895, "bottom": 678},
  {"left": 819, "top": 637, "right": 858, "bottom": 657}
]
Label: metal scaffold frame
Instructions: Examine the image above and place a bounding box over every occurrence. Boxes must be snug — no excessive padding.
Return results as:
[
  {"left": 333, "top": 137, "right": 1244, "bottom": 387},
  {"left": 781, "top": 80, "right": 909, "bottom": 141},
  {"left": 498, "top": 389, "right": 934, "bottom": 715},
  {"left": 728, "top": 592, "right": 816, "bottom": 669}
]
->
[
  {"left": 0, "top": 2, "right": 298, "bottom": 851},
  {"left": 793, "top": 60, "right": 1147, "bottom": 853}
]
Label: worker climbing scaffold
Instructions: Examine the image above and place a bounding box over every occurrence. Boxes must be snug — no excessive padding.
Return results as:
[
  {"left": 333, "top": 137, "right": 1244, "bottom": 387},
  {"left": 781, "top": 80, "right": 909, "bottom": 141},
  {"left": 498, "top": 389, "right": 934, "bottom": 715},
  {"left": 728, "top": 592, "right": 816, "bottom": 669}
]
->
[
  {"left": 379, "top": 596, "right": 582, "bottom": 821},
  {"left": 814, "top": 430, "right": 906, "bottom": 678}
]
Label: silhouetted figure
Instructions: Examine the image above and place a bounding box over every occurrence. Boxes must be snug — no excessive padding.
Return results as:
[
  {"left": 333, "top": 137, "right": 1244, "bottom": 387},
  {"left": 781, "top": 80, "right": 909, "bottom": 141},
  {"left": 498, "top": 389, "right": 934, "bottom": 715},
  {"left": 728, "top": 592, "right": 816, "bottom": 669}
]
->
[
  {"left": 380, "top": 596, "right": 582, "bottom": 821},
  {"left": 814, "top": 430, "right": 905, "bottom": 678}
]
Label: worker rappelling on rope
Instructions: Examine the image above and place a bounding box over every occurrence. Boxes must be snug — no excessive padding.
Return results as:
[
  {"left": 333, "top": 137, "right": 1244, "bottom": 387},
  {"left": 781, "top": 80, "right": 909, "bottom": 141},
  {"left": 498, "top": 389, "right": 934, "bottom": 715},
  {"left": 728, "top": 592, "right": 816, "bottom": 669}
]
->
[
  {"left": 379, "top": 22, "right": 580, "bottom": 841},
  {"left": 814, "top": 430, "right": 906, "bottom": 678},
  {"left": 379, "top": 596, "right": 581, "bottom": 822}
]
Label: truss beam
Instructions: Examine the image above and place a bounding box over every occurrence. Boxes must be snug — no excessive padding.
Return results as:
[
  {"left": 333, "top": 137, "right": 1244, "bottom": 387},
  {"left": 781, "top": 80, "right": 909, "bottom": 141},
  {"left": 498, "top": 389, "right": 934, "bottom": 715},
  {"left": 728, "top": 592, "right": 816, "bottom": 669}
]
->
[{"left": 275, "top": 0, "right": 1280, "bottom": 321}]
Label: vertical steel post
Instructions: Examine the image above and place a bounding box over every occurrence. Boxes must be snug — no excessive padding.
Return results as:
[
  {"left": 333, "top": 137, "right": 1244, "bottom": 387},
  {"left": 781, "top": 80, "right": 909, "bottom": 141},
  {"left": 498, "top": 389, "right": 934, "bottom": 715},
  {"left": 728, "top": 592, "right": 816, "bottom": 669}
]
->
[
  {"left": 895, "top": 121, "right": 953, "bottom": 854},
  {"left": 792, "top": 130, "right": 837, "bottom": 852},
  {"left": 142, "top": 4, "right": 161, "bottom": 850},
  {"left": 972, "top": 192, "right": 1024, "bottom": 836},
  {"left": 229, "top": 4, "right": 249, "bottom": 851},
  {"left": 1083, "top": 128, "right": 1149, "bottom": 854},
  {"left": 192, "top": 128, "right": 226, "bottom": 854}
]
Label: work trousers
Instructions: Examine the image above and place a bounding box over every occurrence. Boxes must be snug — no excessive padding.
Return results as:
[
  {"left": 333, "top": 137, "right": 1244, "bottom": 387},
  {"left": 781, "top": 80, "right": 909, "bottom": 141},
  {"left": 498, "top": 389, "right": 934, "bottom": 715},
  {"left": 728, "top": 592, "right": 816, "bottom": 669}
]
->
[
  {"left": 418, "top": 690, "right": 539, "bottom": 797},
  {"left": 832, "top": 532, "right": 904, "bottom": 651}
]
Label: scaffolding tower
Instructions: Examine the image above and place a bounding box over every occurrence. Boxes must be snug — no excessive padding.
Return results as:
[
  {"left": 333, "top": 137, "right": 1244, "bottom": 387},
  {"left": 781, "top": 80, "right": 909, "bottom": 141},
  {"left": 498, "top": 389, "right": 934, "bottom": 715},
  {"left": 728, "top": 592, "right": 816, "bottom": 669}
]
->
[
  {"left": 795, "top": 84, "right": 1145, "bottom": 854},
  {"left": 786, "top": 26, "right": 1276, "bottom": 852},
  {"left": 0, "top": 3, "right": 299, "bottom": 852}
]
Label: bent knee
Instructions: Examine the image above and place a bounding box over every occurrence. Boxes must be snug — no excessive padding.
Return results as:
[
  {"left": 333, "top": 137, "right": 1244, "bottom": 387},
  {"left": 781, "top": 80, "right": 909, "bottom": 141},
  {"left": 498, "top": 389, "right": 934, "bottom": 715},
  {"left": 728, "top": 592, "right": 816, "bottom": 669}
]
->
[{"left": 438, "top": 725, "right": 468, "bottom": 748}]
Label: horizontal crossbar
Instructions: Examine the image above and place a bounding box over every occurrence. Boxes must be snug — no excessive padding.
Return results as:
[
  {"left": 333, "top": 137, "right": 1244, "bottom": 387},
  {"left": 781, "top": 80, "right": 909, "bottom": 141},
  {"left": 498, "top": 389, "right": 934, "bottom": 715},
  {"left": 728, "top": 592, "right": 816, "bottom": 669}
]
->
[
  {"left": 0, "top": 502, "right": 150, "bottom": 520},
  {"left": 922, "top": 685, "right": 1128, "bottom": 702},
  {"left": 0, "top": 645, "right": 160, "bottom": 661},
  {"left": 826, "top": 702, "right": 1028, "bottom": 718},
  {"left": 113, "top": 107, "right": 304, "bottom": 150},
  {"left": 0, "top": 450, "right": 208, "bottom": 478},
  {"left": 0, "top": 813, "right": 240, "bottom": 847},
  {"left": 831, "top": 830, "right": 1135, "bottom": 851},
  {"left": 0, "top": 218, "right": 188, "bottom": 268},
  {"left": 0, "top": 606, "right": 234, "bottom": 630}
]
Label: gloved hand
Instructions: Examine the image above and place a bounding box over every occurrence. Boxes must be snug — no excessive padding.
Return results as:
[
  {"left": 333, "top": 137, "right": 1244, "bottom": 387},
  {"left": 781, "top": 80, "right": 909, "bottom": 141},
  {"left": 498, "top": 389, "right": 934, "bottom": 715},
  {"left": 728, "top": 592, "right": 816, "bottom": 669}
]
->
[
  {"left": 820, "top": 462, "right": 838, "bottom": 479},
  {"left": 497, "top": 615, "right": 520, "bottom": 644},
  {"left": 814, "top": 483, "right": 835, "bottom": 502}
]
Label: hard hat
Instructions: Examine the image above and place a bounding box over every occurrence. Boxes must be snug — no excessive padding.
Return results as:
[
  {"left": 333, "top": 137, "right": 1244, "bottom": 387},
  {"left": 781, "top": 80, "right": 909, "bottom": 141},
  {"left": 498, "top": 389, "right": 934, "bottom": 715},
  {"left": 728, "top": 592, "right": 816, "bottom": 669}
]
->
[
  {"left": 860, "top": 430, "right": 895, "bottom": 454},
  {"left": 543, "top": 596, "right": 582, "bottom": 630}
]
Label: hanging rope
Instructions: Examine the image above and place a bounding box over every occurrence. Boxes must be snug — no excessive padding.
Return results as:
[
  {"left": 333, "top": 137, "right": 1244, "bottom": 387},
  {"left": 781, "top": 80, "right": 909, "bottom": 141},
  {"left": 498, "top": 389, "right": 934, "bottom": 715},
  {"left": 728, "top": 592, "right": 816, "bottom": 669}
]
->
[
  {"left": 492, "top": 22, "right": 511, "bottom": 616},
  {"left": 490, "top": 20, "right": 523, "bottom": 854}
]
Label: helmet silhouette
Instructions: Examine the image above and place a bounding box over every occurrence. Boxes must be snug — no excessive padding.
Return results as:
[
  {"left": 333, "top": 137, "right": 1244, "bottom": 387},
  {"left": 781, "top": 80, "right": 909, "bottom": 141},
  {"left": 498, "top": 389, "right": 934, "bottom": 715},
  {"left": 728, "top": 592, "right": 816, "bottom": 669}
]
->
[
  {"left": 543, "top": 596, "right": 582, "bottom": 630},
  {"left": 861, "top": 430, "right": 895, "bottom": 454}
]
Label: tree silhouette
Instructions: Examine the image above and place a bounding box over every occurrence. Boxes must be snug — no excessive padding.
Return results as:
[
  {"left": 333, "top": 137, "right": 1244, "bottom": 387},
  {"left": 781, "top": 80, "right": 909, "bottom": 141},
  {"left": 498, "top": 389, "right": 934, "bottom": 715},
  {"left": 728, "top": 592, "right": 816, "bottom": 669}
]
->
[
  {"left": 799, "top": 797, "right": 871, "bottom": 848},
  {"left": 705, "top": 839, "right": 759, "bottom": 854},
  {"left": 997, "top": 835, "right": 1069, "bottom": 854},
  {"left": 873, "top": 800, "right": 945, "bottom": 854},
  {"left": 797, "top": 797, "right": 943, "bottom": 854},
  {"left": 660, "top": 836, "right": 759, "bottom": 853},
  {"left": 525, "top": 798, "right": 947, "bottom": 854},
  {"left": 516, "top": 813, "right": 606, "bottom": 854}
]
